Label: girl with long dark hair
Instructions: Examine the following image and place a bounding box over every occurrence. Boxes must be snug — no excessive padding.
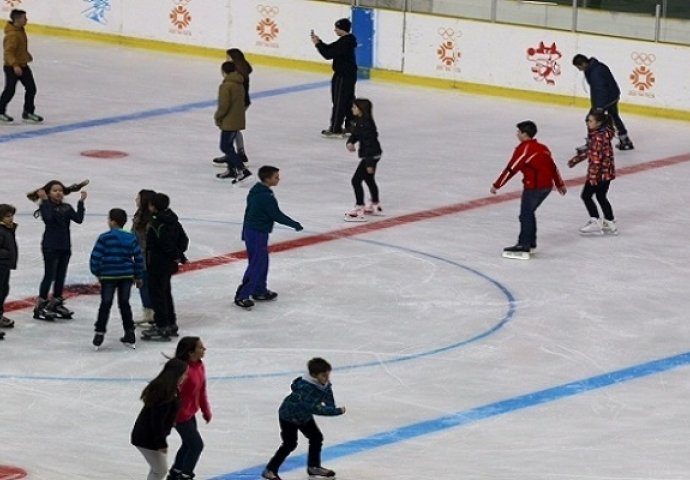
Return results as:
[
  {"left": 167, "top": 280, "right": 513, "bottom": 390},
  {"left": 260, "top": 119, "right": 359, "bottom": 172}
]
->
[{"left": 133, "top": 189, "right": 156, "bottom": 325}]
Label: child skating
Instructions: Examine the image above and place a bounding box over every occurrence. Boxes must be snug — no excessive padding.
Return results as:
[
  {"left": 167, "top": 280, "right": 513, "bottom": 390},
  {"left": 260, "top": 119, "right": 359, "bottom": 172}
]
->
[
  {"left": 0, "top": 204, "right": 18, "bottom": 338},
  {"left": 262, "top": 357, "right": 346, "bottom": 480},
  {"left": 568, "top": 109, "right": 618, "bottom": 236},
  {"left": 33, "top": 180, "right": 86, "bottom": 320},
  {"left": 344, "top": 98, "right": 383, "bottom": 222}
]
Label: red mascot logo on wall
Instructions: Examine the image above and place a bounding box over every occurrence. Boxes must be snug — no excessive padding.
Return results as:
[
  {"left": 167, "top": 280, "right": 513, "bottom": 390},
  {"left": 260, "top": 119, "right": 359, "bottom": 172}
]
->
[
  {"left": 436, "top": 28, "right": 462, "bottom": 72},
  {"left": 170, "top": 0, "right": 192, "bottom": 36},
  {"left": 526, "top": 41, "right": 562, "bottom": 86},
  {"left": 629, "top": 52, "right": 656, "bottom": 98},
  {"left": 256, "top": 5, "right": 280, "bottom": 48}
]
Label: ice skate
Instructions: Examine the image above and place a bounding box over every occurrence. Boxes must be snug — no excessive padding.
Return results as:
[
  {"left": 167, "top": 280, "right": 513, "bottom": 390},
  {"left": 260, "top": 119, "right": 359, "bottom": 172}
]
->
[
  {"left": 321, "top": 129, "right": 345, "bottom": 139},
  {"left": 134, "top": 308, "right": 155, "bottom": 326},
  {"left": 22, "top": 112, "right": 44, "bottom": 123},
  {"left": 253, "top": 290, "right": 278, "bottom": 301},
  {"left": 47, "top": 297, "right": 74, "bottom": 319},
  {"left": 262, "top": 469, "right": 283, "bottom": 480},
  {"left": 232, "top": 168, "right": 253, "bottom": 185},
  {"left": 0, "top": 331, "right": 5, "bottom": 340},
  {"left": 33, "top": 298, "right": 57, "bottom": 321},
  {"left": 364, "top": 202, "right": 383, "bottom": 216},
  {"left": 502, "top": 244, "right": 531, "bottom": 260},
  {"left": 234, "top": 297, "right": 255, "bottom": 309},
  {"left": 140, "top": 325, "right": 172, "bottom": 342},
  {"left": 92, "top": 332, "right": 105, "bottom": 351},
  {"left": 0, "top": 113, "right": 14, "bottom": 123},
  {"left": 616, "top": 137, "right": 634, "bottom": 151},
  {"left": 216, "top": 168, "right": 237, "bottom": 180},
  {"left": 0, "top": 316, "right": 15, "bottom": 328},
  {"left": 307, "top": 466, "right": 336, "bottom": 480},
  {"left": 602, "top": 219, "right": 619, "bottom": 236},
  {"left": 120, "top": 329, "right": 136, "bottom": 349},
  {"left": 212, "top": 155, "right": 227, "bottom": 167},
  {"left": 344, "top": 206, "right": 366, "bottom": 222},
  {"left": 166, "top": 468, "right": 182, "bottom": 480},
  {"left": 579, "top": 217, "right": 603, "bottom": 236}
]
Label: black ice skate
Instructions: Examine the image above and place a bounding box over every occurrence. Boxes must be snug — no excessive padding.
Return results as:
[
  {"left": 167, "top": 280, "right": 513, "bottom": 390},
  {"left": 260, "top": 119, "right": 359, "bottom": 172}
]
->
[
  {"left": 216, "top": 168, "right": 237, "bottom": 180},
  {"left": 0, "top": 316, "right": 15, "bottom": 328},
  {"left": 141, "top": 325, "right": 172, "bottom": 342},
  {"left": 93, "top": 332, "right": 105, "bottom": 351},
  {"left": 307, "top": 466, "right": 336, "bottom": 480},
  {"left": 120, "top": 330, "right": 136, "bottom": 349},
  {"left": 47, "top": 297, "right": 74, "bottom": 319},
  {"left": 0, "top": 331, "right": 5, "bottom": 340},
  {"left": 502, "top": 244, "right": 531, "bottom": 260},
  {"left": 234, "top": 297, "right": 255, "bottom": 309},
  {"left": 212, "top": 155, "right": 227, "bottom": 166},
  {"left": 232, "top": 169, "right": 252, "bottom": 185},
  {"left": 22, "top": 112, "right": 44, "bottom": 123},
  {"left": 262, "top": 469, "right": 283, "bottom": 480},
  {"left": 253, "top": 290, "right": 278, "bottom": 301},
  {"left": 0, "top": 113, "right": 14, "bottom": 123},
  {"left": 320, "top": 129, "right": 345, "bottom": 139},
  {"left": 616, "top": 138, "right": 634, "bottom": 150},
  {"left": 33, "top": 298, "right": 57, "bottom": 321}
]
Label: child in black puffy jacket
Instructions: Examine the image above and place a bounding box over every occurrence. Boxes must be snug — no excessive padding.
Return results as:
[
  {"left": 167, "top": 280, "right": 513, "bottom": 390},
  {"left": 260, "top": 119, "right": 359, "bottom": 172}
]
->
[{"left": 344, "top": 98, "right": 383, "bottom": 222}]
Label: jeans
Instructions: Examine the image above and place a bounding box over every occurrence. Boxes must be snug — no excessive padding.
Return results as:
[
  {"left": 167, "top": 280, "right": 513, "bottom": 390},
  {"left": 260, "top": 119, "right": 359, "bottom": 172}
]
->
[
  {"left": 0, "top": 267, "right": 10, "bottom": 317},
  {"left": 602, "top": 101, "right": 628, "bottom": 137},
  {"left": 94, "top": 279, "right": 134, "bottom": 333},
  {"left": 237, "top": 228, "right": 270, "bottom": 300},
  {"left": 138, "top": 269, "right": 153, "bottom": 309},
  {"left": 172, "top": 417, "right": 204, "bottom": 476},
  {"left": 351, "top": 157, "right": 380, "bottom": 205},
  {"left": 220, "top": 130, "right": 243, "bottom": 169},
  {"left": 517, "top": 188, "right": 552, "bottom": 248},
  {"left": 39, "top": 249, "right": 71, "bottom": 299},
  {"left": 581, "top": 181, "right": 614, "bottom": 221},
  {"left": 0, "top": 65, "right": 37, "bottom": 114},
  {"left": 266, "top": 418, "right": 324, "bottom": 473}
]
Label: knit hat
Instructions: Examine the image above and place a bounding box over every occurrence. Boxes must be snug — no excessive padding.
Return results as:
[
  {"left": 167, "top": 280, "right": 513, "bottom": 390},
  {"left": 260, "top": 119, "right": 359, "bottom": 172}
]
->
[{"left": 335, "top": 18, "right": 351, "bottom": 32}]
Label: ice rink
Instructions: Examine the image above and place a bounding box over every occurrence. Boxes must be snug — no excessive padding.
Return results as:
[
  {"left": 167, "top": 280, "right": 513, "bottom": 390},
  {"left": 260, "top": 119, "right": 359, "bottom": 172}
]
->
[{"left": 1, "top": 35, "right": 690, "bottom": 480}]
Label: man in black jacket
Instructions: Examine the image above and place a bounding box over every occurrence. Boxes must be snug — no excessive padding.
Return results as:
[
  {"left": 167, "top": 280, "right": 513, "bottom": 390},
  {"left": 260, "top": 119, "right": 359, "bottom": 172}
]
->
[
  {"left": 141, "top": 193, "right": 189, "bottom": 341},
  {"left": 311, "top": 18, "right": 357, "bottom": 138},
  {"left": 572, "top": 54, "right": 634, "bottom": 151}
]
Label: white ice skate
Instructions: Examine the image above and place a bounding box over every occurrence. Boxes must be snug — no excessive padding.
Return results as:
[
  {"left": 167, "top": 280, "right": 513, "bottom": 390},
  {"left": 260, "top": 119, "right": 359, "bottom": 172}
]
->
[
  {"left": 344, "top": 206, "right": 366, "bottom": 222},
  {"left": 364, "top": 202, "right": 384, "bottom": 216},
  {"left": 579, "top": 218, "right": 603, "bottom": 236},
  {"left": 602, "top": 219, "right": 619, "bottom": 236}
]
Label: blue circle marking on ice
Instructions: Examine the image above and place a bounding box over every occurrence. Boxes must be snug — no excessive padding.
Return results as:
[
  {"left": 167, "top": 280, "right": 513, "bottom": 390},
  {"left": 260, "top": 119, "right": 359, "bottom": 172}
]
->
[{"left": 1, "top": 216, "right": 516, "bottom": 382}]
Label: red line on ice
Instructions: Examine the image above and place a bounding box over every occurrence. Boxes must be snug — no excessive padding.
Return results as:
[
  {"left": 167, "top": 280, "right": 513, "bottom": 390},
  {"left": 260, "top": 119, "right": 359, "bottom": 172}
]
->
[{"left": 6, "top": 152, "right": 690, "bottom": 313}]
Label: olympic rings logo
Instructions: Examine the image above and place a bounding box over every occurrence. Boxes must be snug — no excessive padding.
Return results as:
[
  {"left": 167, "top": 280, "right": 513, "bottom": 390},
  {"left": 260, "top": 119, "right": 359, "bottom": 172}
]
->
[
  {"left": 257, "top": 5, "right": 279, "bottom": 17},
  {"left": 631, "top": 52, "right": 656, "bottom": 66},
  {"left": 174, "top": 0, "right": 192, "bottom": 7}
]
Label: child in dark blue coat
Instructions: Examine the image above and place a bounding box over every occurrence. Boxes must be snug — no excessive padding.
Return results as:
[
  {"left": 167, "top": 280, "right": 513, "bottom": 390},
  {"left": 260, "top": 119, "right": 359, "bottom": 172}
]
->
[
  {"left": 90, "top": 208, "right": 144, "bottom": 350},
  {"left": 262, "top": 358, "right": 346, "bottom": 480},
  {"left": 0, "top": 204, "right": 18, "bottom": 337},
  {"left": 34, "top": 180, "right": 86, "bottom": 320}
]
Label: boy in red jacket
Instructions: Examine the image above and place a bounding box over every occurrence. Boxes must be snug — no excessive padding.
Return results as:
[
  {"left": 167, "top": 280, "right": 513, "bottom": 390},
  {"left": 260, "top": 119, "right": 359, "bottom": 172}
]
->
[{"left": 491, "top": 121, "right": 567, "bottom": 257}]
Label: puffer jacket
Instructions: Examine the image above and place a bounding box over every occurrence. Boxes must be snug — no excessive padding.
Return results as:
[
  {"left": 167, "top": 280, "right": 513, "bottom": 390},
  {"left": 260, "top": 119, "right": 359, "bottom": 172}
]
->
[
  {"left": 278, "top": 375, "right": 343, "bottom": 425},
  {"left": 214, "top": 72, "right": 246, "bottom": 131},
  {"left": 3, "top": 21, "right": 32, "bottom": 67}
]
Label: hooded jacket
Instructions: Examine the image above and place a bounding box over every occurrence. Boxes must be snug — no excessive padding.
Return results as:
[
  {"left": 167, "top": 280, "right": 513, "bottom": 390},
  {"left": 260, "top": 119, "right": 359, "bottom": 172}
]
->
[
  {"left": 90, "top": 228, "right": 144, "bottom": 280},
  {"left": 584, "top": 58, "right": 621, "bottom": 109},
  {"left": 214, "top": 71, "right": 246, "bottom": 131},
  {"left": 278, "top": 375, "right": 343, "bottom": 425},
  {"left": 145, "top": 209, "right": 189, "bottom": 274},
  {"left": 242, "top": 182, "right": 301, "bottom": 234},
  {"left": 3, "top": 21, "right": 32, "bottom": 67},
  {"left": 0, "top": 222, "right": 18, "bottom": 269},
  {"left": 315, "top": 34, "right": 358, "bottom": 76}
]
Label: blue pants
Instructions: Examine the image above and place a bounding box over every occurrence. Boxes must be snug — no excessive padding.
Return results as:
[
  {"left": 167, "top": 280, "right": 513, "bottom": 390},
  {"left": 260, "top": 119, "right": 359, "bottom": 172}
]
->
[
  {"left": 172, "top": 416, "right": 204, "bottom": 476},
  {"left": 220, "top": 130, "right": 243, "bottom": 170},
  {"left": 94, "top": 279, "right": 134, "bottom": 333},
  {"left": 518, "top": 188, "right": 552, "bottom": 248},
  {"left": 237, "top": 228, "right": 269, "bottom": 300}
]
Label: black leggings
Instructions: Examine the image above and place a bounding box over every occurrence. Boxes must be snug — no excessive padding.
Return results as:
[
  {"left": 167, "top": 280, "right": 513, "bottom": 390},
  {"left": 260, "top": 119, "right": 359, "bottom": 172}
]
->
[
  {"left": 581, "top": 181, "right": 614, "bottom": 221},
  {"left": 39, "top": 249, "right": 71, "bottom": 299},
  {"left": 351, "top": 157, "right": 380, "bottom": 205}
]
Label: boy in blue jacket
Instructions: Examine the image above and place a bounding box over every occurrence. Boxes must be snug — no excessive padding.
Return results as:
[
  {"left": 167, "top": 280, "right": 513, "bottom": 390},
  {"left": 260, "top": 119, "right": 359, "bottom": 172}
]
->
[
  {"left": 235, "top": 165, "right": 303, "bottom": 309},
  {"left": 90, "top": 208, "right": 144, "bottom": 350},
  {"left": 263, "top": 358, "right": 346, "bottom": 480}
]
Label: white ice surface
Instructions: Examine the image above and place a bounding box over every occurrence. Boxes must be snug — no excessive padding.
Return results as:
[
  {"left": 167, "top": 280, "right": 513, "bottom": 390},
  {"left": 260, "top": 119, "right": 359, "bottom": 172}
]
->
[{"left": 1, "top": 36, "right": 690, "bottom": 480}]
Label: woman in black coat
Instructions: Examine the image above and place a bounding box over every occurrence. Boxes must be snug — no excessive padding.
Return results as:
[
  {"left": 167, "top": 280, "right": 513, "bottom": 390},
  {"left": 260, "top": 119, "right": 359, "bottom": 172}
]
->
[{"left": 131, "top": 358, "right": 188, "bottom": 480}]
